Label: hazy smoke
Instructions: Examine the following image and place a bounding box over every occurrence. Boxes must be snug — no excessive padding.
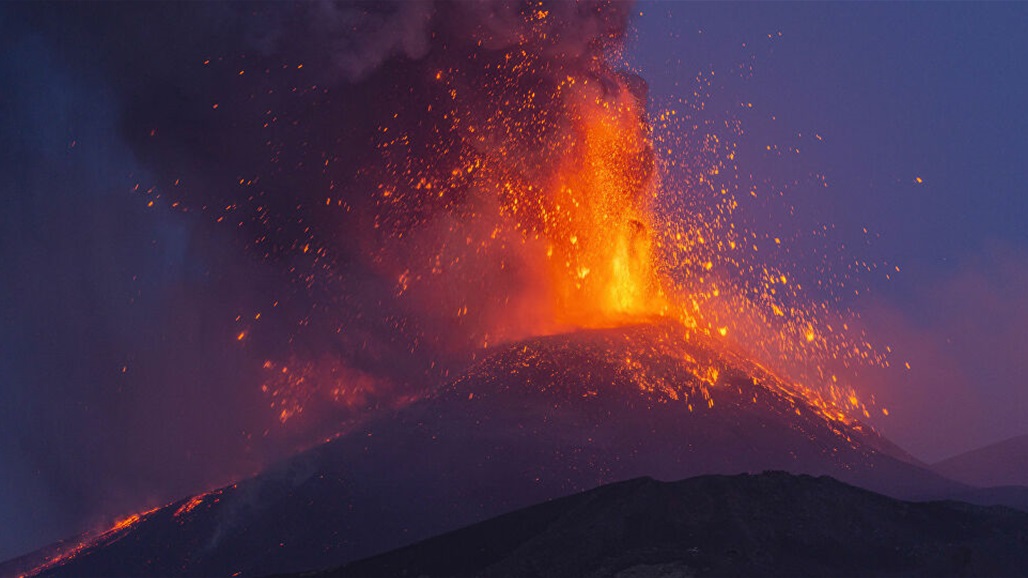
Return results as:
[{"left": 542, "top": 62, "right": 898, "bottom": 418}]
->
[
  {"left": 306, "top": 2, "right": 435, "bottom": 80},
  {"left": 0, "top": 0, "right": 639, "bottom": 560}
]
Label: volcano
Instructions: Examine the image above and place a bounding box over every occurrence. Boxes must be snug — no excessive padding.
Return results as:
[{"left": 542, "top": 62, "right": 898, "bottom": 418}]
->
[
  {"left": 9, "top": 2, "right": 1028, "bottom": 577},
  {"left": 7, "top": 322, "right": 978, "bottom": 578}
]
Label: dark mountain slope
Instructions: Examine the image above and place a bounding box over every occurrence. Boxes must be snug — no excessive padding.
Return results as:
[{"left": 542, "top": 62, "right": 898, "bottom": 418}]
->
[{"left": 321, "top": 472, "right": 1028, "bottom": 578}]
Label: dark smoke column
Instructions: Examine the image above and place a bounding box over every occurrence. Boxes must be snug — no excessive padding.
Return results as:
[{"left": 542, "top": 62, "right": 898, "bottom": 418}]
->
[{"left": 66, "top": 0, "right": 656, "bottom": 426}]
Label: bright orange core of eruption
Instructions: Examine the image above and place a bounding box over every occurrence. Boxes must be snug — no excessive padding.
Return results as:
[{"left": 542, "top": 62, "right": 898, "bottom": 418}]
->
[
  {"left": 517, "top": 79, "right": 666, "bottom": 329},
  {"left": 258, "top": 39, "right": 889, "bottom": 426}
]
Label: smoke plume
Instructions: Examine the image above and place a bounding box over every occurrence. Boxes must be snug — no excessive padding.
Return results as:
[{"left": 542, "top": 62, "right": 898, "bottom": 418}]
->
[{"left": 1, "top": 0, "right": 653, "bottom": 559}]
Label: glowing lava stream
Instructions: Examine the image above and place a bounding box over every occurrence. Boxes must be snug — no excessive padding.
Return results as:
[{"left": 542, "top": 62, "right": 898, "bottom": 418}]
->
[
  {"left": 20, "top": 487, "right": 232, "bottom": 578},
  {"left": 20, "top": 507, "right": 160, "bottom": 578}
]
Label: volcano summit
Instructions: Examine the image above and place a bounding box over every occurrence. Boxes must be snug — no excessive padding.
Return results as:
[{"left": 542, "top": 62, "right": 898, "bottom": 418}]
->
[{"left": 9, "top": 322, "right": 976, "bottom": 578}]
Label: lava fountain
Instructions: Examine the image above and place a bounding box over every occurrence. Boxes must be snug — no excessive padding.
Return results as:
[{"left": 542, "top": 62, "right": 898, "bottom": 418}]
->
[{"left": 215, "top": 0, "right": 887, "bottom": 429}]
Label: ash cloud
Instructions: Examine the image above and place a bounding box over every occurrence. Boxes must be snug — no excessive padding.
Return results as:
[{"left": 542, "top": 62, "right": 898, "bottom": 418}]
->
[
  {"left": 40, "top": 0, "right": 643, "bottom": 392},
  {"left": 0, "top": 0, "right": 639, "bottom": 560}
]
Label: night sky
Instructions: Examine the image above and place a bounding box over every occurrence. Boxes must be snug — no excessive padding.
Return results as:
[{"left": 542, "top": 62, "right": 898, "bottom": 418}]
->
[{"left": 2, "top": 1, "right": 1026, "bottom": 563}]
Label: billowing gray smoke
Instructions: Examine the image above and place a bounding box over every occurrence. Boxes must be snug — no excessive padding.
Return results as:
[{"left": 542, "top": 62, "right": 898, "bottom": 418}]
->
[{"left": 0, "top": 0, "right": 636, "bottom": 561}]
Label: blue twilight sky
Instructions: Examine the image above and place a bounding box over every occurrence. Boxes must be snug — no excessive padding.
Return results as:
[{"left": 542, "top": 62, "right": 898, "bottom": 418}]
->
[{"left": 629, "top": 2, "right": 1027, "bottom": 462}]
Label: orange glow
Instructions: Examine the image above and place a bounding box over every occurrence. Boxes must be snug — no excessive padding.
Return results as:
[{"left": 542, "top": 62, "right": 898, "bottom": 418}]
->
[{"left": 525, "top": 77, "right": 666, "bottom": 327}]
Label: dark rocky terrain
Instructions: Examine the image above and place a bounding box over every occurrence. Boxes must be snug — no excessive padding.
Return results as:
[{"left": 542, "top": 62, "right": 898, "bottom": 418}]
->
[{"left": 316, "top": 472, "right": 1028, "bottom": 578}]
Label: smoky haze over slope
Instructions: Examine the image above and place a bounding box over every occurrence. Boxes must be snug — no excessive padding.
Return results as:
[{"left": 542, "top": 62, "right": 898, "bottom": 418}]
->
[{"left": 0, "top": 0, "right": 649, "bottom": 561}]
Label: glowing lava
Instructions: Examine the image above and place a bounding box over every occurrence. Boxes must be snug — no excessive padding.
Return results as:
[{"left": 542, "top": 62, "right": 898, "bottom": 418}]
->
[
  {"left": 527, "top": 72, "right": 666, "bottom": 327},
  {"left": 19, "top": 507, "right": 160, "bottom": 578}
]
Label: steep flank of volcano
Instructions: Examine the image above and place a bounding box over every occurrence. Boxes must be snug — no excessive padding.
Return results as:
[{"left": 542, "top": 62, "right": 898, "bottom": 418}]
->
[{"left": 14, "top": 323, "right": 968, "bottom": 578}]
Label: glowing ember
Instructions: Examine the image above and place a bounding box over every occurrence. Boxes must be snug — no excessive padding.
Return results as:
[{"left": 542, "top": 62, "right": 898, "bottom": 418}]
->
[{"left": 260, "top": 358, "right": 379, "bottom": 423}]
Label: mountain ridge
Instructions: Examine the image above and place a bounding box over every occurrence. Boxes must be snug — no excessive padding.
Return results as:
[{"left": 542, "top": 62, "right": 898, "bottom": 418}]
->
[
  {"left": 309, "top": 471, "right": 1028, "bottom": 578},
  {"left": 932, "top": 433, "right": 1028, "bottom": 488}
]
